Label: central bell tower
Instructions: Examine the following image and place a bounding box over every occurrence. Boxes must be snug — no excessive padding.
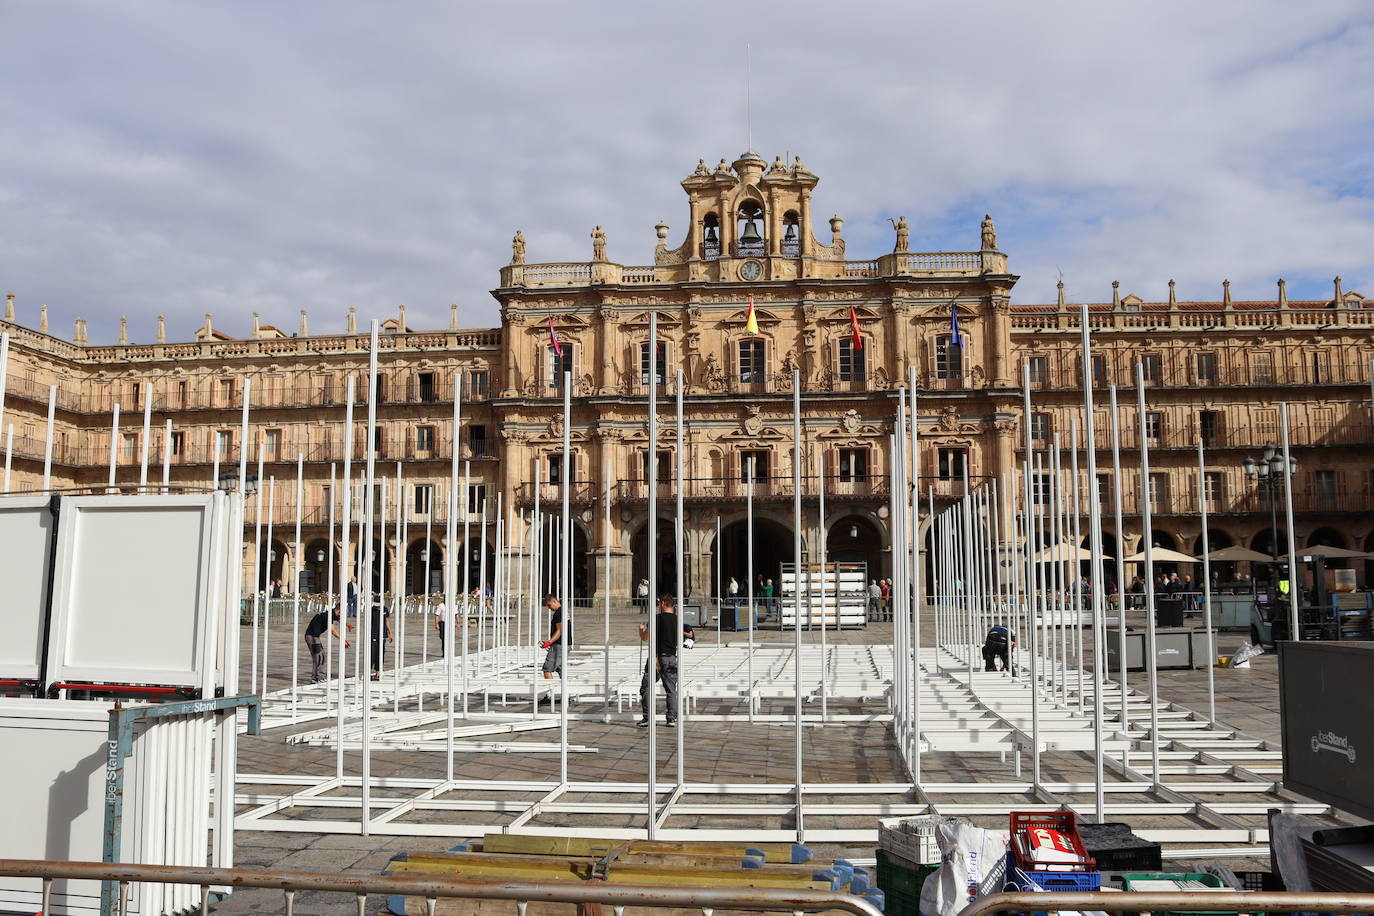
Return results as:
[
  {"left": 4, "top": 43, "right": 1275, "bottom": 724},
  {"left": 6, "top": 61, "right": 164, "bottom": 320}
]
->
[{"left": 657, "top": 152, "right": 840, "bottom": 283}]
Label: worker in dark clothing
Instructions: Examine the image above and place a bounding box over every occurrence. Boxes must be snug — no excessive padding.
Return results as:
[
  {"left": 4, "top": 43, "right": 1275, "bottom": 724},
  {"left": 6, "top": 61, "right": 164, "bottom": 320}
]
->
[
  {"left": 539, "top": 594, "right": 569, "bottom": 678},
  {"left": 982, "top": 623, "right": 1016, "bottom": 674},
  {"left": 368, "top": 599, "right": 393, "bottom": 681},
  {"left": 303, "top": 606, "right": 347, "bottom": 683},
  {"left": 638, "top": 594, "right": 694, "bottom": 727}
]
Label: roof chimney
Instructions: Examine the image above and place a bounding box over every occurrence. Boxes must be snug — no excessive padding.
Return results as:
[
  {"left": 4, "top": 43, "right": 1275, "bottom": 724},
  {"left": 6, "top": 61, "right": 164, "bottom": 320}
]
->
[
  {"left": 4, "top": 292, "right": 13, "bottom": 323},
  {"left": 156, "top": 315, "right": 166, "bottom": 344},
  {"left": 119, "top": 316, "right": 128, "bottom": 345},
  {"left": 347, "top": 307, "right": 357, "bottom": 334},
  {"left": 74, "top": 319, "right": 87, "bottom": 345},
  {"left": 299, "top": 309, "right": 309, "bottom": 337},
  {"left": 39, "top": 304, "right": 48, "bottom": 333},
  {"left": 450, "top": 302, "right": 459, "bottom": 331}
]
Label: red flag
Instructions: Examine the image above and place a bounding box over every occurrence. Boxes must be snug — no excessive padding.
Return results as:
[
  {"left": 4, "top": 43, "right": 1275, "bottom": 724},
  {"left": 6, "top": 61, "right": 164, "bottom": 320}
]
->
[
  {"left": 849, "top": 306, "right": 863, "bottom": 350},
  {"left": 548, "top": 316, "right": 561, "bottom": 356}
]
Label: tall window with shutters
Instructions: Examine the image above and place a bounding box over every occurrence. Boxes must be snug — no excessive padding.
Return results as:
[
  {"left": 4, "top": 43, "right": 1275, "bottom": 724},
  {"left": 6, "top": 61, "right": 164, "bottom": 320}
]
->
[
  {"left": 639, "top": 342, "right": 669, "bottom": 385},
  {"left": 935, "top": 336, "right": 963, "bottom": 379},
  {"left": 549, "top": 345, "right": 573, "bottom": 390},
  {"left": 837, "top": 338, "right": 865, "bottom": 382},
  {"left": 738, "top": 340, "right": 765, "bottom": 383}
]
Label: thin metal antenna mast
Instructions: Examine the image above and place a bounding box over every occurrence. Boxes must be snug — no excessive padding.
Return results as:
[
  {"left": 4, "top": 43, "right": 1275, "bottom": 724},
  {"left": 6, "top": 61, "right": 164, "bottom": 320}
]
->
[{"left": 746, "top": 43, "right": 752, "bottom": 152}]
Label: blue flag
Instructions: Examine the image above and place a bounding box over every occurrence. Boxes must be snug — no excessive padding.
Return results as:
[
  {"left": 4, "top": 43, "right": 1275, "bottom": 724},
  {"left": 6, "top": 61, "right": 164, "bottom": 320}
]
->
[{"left": 950, "top": 302, "right": 963, "bottom": 347}]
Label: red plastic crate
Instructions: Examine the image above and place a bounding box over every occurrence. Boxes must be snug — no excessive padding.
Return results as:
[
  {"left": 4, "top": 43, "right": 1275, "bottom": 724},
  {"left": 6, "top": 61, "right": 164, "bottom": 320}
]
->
[{"left": 1009, "top": 811, "right": 1097, "bottom": 873}]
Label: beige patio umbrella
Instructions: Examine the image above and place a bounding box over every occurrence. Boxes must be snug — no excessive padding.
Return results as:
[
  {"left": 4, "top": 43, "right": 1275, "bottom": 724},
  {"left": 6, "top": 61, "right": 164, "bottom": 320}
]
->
[
  {"left": 1297, "top": 544, "right": 1373, "bottom": 559},
  {"left": 1034, "top": 541, "right": 1094, "bottom": 562},
  {"left": 1123, "top": 547, "right": 1200, "bottom": 564},
  {"left": 1205, "top": 545, "right": 1274, "bottom": 563}
]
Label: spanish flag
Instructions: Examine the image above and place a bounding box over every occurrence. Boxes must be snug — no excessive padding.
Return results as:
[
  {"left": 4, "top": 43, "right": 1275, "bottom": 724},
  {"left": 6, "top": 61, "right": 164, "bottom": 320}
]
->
[
  {"left": 745, "top": 294, "right": 759, "bottom": 336},
  {"left": 849, "top": 305, "right": 863, "bottom": 350}
]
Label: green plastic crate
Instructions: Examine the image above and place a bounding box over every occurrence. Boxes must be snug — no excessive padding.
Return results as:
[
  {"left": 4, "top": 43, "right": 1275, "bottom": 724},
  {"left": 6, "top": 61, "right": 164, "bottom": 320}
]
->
[
  {"left": 876, "top": 849, "right": 938, "bottom": 916},
  {"left": 1121, "top": 871, "right": 1227, "bottom": 915}
]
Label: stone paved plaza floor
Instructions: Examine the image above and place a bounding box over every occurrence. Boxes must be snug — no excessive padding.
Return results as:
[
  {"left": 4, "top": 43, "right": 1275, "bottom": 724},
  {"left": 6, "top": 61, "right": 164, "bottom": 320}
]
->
[{"left": 216, "top": 605, "right": 1292, "bottom": 914}]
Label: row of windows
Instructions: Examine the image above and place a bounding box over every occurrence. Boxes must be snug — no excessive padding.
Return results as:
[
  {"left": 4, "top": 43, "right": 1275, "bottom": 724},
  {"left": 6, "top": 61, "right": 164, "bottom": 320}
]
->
[
  {"left": 1028, "top": 409, "right": 1228, "bottom": 442},
  {"left": 104, "top": 370, "right": 491, "bottom": 408},
  {"left": 205, "top": 424, "right": 491, "bottom": 458},
  {"left": 538, "top": 446, "right": 971, "bottom": 483},
  {"left": 1023, "top": 350, "right": 1333, "bottom": 386},
  {"left": 1032, "top": 468, "right": 1343, "bottom": 505},
  {"left": 548, "top": 336, "right": 966, "bottom": 386}
]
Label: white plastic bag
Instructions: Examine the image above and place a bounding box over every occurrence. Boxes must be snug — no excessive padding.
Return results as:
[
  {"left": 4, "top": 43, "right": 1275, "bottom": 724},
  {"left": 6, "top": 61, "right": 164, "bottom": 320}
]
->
[{"left": 919, "top": 820, "right": 1009, "bottom": 915}]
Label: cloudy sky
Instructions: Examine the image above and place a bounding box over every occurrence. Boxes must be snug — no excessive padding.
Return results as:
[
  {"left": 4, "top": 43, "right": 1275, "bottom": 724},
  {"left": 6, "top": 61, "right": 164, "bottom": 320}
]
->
[{"left": 2, "top": 2, "right": 1372, "bottom": 343}]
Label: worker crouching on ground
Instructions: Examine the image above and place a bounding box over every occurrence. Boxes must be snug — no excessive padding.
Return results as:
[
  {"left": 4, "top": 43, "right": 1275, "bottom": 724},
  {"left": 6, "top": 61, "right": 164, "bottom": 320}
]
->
[
  {"left": 982, "top": 623, "right": 1016, "bottom": 674},
  {"left": 638, "top": 594, "right": 693, "bottom": 728},
  {"left": 303, "top": 605, "right": 347, "bottom": 683}
]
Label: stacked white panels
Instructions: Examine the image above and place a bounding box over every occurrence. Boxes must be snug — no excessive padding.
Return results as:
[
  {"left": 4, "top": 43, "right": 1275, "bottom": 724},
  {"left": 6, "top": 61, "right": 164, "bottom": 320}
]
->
[{"left": 779, "top": 561, "right": 868, "bottom": 628}]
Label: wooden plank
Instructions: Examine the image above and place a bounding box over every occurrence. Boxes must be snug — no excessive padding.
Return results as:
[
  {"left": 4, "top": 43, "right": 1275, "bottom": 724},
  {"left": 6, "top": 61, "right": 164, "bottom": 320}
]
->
[{"left": 480, "top": 833, "right": 808, "bottom": 863}]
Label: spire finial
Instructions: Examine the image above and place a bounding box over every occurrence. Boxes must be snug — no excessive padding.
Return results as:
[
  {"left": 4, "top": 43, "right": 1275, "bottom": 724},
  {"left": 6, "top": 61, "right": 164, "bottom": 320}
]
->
[
  {"left": 251, "top": 311, "right": 261, "bottom": 338},
  {"left": 398, "top": 304, "right": 406, "bottom": 332},
  {"left": 1168, "top": 279, "right": 1177, "bottom": 307},
  {"left": 1335, "top": 275, "right": 1344, "bottom": 305},
  {"left": 450, "top": 303, "right": 459, "bottom": 330},
  {"left": 203, "top": 313, "right": 213, "bottom": 338},
  {"left": 1277, "top": 277, "right": 1288, "bottom": 307},
  {"left": 1222, "top": 279, "right": 1232, "bottom": 307},
  {"left": 39, "top": 304, "right": 48, "bottom": 333},
  {"left": 156, "top": 315, "right": 166, "bottom": 344},
  {"left": 299, "top": 309, "right": 308, "bottom": 337},
  {"left": 347, "top": 306, "right": 357, "bottom": 334},
  {"left": 118, "top": 316, "right": 128, "bottom": 345},
  {"left": 74, "top": 318, "right": 88, "bottom": 345},
  {"left": 1056, "top": 279, "right": 1065, "bottom": 308},
  {"left": 4, "top": 292, "right": 13, "bottom": 323},
  {"left": 1111, "top": 280, "right": 1120, "bottom": 308}
]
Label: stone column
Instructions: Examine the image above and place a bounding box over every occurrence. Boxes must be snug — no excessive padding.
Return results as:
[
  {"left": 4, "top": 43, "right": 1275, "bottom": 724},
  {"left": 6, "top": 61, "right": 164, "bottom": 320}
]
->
[{"left": 988, "top": 299, "right": 1012, "bottom": 387}]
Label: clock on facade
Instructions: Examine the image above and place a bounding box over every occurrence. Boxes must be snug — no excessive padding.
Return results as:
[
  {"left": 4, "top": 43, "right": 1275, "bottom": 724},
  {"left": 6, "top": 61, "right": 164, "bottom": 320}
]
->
[{"left": 738, "top": 259, "right": 763, "bottom": 281}]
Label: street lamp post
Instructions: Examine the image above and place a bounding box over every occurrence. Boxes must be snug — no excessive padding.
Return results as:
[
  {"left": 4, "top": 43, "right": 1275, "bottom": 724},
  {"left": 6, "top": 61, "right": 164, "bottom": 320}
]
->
[{"left": 1242, "top": 443, "right": 1296, "bottom": 581}]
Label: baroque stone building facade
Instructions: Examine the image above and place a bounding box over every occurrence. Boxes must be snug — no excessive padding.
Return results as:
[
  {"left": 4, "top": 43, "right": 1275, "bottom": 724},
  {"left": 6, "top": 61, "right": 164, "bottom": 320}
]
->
[{"left": 2, "top": 152, "right": 1372, "bottom": 597}]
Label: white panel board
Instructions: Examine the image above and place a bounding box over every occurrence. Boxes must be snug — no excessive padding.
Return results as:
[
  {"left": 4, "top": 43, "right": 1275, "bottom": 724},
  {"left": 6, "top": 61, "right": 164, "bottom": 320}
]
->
[
  {"left": 46, "top": 495, "right": 215, "bottom": 688},
  {"left": 0, "top": 700, "right": 146, "bottom": 915},
  {"left": 0, "top": 497, "right": 54, "bottom": 681}
]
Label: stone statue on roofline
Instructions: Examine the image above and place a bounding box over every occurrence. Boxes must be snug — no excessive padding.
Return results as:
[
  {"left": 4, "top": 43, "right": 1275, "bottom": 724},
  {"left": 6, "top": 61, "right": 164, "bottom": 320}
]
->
[
  {"left": 510, "top": 230, "right": 526, "bottom": 265},
  {"left": 889, "top": 216, "right": 910, "bottom": 253},
  {"left": 590, "top": 225, "right": 607, "bottom": 262},
  {"left": 981, "top": 214, "right": 997, "bottom": 251}
]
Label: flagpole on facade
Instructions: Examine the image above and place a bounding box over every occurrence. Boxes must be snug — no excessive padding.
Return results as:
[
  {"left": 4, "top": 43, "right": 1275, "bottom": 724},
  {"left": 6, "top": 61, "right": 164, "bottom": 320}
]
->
[
  {"left": 1079, "top": 301, "right": 1108, "bottom": 821},
  {"left": 1137, "top": 361, "right": 1161, "bottom": 787},
  {"left": 791, "top": 367, "right": 804, "bottom": 844},
  {"left": 646, "top": 310, "right": 659, "bottom": 838}
]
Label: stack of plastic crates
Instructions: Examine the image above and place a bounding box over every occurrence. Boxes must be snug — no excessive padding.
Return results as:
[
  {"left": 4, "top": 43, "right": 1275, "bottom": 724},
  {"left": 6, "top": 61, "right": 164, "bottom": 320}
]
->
[
  {"left": 1121, "top": 871, "right": 1228, "bottom": 915},
  {"left": 876, "top": 816, "right": 956, "bottom": 916},
  {"left": 1005, "top": 810, "right": 1101, "bottom": 893}
]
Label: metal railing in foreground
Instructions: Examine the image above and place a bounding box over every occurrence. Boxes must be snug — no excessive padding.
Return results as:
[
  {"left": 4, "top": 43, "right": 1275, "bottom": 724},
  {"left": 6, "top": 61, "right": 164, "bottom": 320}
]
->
[
  {"left": 0, "top": 859, "right": 885, "bottom": 916},
  {"left": 956, "top": 890, "right": 1374, "bottom": 916}
]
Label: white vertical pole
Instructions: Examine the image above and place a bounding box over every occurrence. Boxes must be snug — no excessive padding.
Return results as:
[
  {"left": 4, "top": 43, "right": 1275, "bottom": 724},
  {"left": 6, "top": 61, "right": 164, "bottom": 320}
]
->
[
  {"left": 462, "top": 459, "right": 472, "bottom": 711},
  {"left": 560, "top": 368, "right": 571, "bottom": 786},
  {"left": 360, "top": 320, "right": 380, "bottom": 834},
  {"left": 1079, "top": 302, "right": 1108, "bottom": 822},
  {"left": 528, "top": 461, "right": 541, "bottom": 719},
  {"left": 746, "top": 456, "right": 754, "bottom": 723},
  {"left": 327, "top": 461, "right": 337, "bottom": 692},
  {"left": 138, "top": 381, "right": 153, "bottom": 488},
  {"left": 603, "top": 456, "right": 612, "bottom": 724},
  {"left": 674, "top": 368, "right": 685, "bottom": 787},
  {"left": 108, "top": 404, "right": 120, "bottom": 490},
  {"left": 1021, "top": 364, "right": 1040, "bottom": 787},
  {"left": 1109, "top": 385, "right": 1129, "bottom": 738},
  {"left": 263, "top": 475, "right": 276, "bottom": 697},
  {"left": 1070, "top": 418, "right": 1084, "bottom": 710},
  {"left": 646, "top": 311, "right": 658, "bottom": 836},
  {"left": 0, "top": 333, "right": 9, "bottom": 461},
  {"left": 791, "top": 368, "right": 803, "bottom": 843},
  {"left": 162, "top": 419, "right": 173, "bottom": 489},
  {"left": 447, "top": 371, "right": 462, "bottom": 775},
  {"left": 1280, "top": 402, "right": 1300, "bottom": 642},
  {"left": 1137, "top": 361, "right": 1161, "bottom": 786},
  {"left": 909, "top": 365, "right": 922, "bottom": 782},
  {"left": 336, "top": 379, "right": 354, "bottom": 779},
  {"left": 42, "top": 385, "right": 56, "bottom": 489},
  {"left": 4, "top": 425, "right": 13, "bottom": 491},
  {"left": 394, "top": 462, "right": 405, "bottom": 710},
  {"left": 817, "top": 445, "right": 828, "bottom": 722},
  {"left": 291, "top": 453, "right": 303, "bottom": 722},
  {"left": 1198, "top": 438, "right": 1216, "bottom": 724},
  {"left": 250, "top": 443, "right": 264, "bottom": 692}
]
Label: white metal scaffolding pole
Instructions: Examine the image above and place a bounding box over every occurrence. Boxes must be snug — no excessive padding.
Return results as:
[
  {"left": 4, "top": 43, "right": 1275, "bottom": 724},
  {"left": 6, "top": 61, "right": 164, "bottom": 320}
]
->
[
  {"left": 139, "top": 380, "right": 153, "bottom": 487},
  {"left": 1109, "top": 385, "right": 1128, "bottom": 736},
  {"left": 361, "top": 320, "right": 380, "bottom": 834},
  {"left": 1136, "top": 361, "right": 1162, "bottom": 785},
  {"left": 817, "top": 445, "right": 828, "bottom": 722},
  {"left": 250, "top": 443, "right": 264, "bottom": 691},
  {"left": 0, "top": 333, "right": 8, "bottom": 469},
  {"left": 1021, "top": 364, "right": 1040, "bottom": 786},
  {"left": 448, "top": 372, "right": 462, "bottom": 739},
  {"left": 646, "top": 310, "right": 658, "bottom": 837},
  {"left": 42, "top": 384, "right": 56, "bottom": 488},
  {"left": 1079, "top": 302, "right": 1107, "bottom": 821},
  {"left": 1198, "top": 438, "right": 1217, "bottom": 723},
  {"left": 162, "top": 419, "right": 173, "bottom": 489},
  {"left": 462, "top": 460, "right": 472, "bottom": 711},
  {"left": 791, "top": 368, "right": 803, "bottom": 843},
  {"left": 327, "top": 462, "right": 337, "bottom": 691},
  {"left": 291, "top": 453, "right": 304, "bottom": 722},
  {"left": 674, "top": 368, "right": 686, "bottom": 786},
  {"left": 909, "top": 366, "right": 922, "bottom": 781},
  {"left": 336, "top": 378, "right": 355, "bottom": 779},
  {"left": 603, "top": 456, "right": 612, "bottom": 722},
  {"left": 108, "top": 404, "right": 120, "bottom": 490},
  {"left": 4, "top": 425, "right": 12, "bottom": 490},
  {"left": 238, "top": 378, "right": 252, "bottom": 491},
  {"left": 263, "top": 476, "right": 276, "bottom": 697},
  {"left": 1281, "top": 402, "right": 1300, "bottom": 642},
  {"left": 559, "top": 368, "right": 571, "bottom": 786},
  {"left": 746, "top": 456, "right": 755, "bottom": 723}
]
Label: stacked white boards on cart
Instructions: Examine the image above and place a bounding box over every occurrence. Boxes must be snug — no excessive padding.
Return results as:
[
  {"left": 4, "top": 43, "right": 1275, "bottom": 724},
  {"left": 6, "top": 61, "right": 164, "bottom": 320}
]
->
[
  {"left": 779, "top": 561, "right": 869, "bottom": 628},
  {"left": 0, "top": 493, "right": 244, "bottom": 916}
]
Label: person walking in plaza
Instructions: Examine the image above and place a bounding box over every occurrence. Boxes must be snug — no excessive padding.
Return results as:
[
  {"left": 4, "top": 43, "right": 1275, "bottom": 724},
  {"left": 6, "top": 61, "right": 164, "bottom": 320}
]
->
[
  {"left": 303, "top": 605, "right": 347, "bottom": 683},
  {"left": 635, "top": 577, "right": 649, "bottom": 612},
  {"left": 761, "top": 577, "right": 775, "bottom": 618},
  {"left": 880, "top": 578, "right": 892, "bottom": 621},
  {"left": 727, "top": 575, "right": 739, "bottom": 613},
  {"left": 638, "top": 594, "right": 693, "bottom": 727},
  {"left": 982, "top": 623, "right": 1016, "bottom": 674},
  {"left": 432, "top": 595, "right": 450, "bottom": 655},
  {"left": 868, "top": 579, "right": 882, "bottom": 621},
  {"left": 540, "top": 594, "right": 569, "bottom": 679},
  {"left": 346, "top": 576, "right": 358, "bottom": 619}
]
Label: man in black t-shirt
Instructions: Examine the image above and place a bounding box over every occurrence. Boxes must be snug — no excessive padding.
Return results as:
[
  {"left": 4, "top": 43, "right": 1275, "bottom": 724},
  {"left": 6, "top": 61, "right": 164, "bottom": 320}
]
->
[
  {"left": 638, "top": 594, "right": 693, "bottom": 727},
  {"left": 303, "top": 607, "right": 347, "bottom": 683},
  {"left": 540, "top": 594, "right": 569, "bottom": 678}
]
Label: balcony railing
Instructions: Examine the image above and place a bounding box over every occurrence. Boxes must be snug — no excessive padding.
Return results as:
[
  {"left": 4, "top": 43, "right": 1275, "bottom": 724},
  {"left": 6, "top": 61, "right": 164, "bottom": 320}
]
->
[{"left": 512, "top": 480, "right": 597, "bottom": 508}]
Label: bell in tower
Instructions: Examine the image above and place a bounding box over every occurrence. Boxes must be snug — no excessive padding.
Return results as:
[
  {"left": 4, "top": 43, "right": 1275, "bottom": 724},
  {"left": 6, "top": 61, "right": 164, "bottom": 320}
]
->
[
  {"left": 736, "top": 201, "right": 765, "bottom": 254},
  {"left": 739, "top": 215, "right": 762, "bottom": 244}
]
